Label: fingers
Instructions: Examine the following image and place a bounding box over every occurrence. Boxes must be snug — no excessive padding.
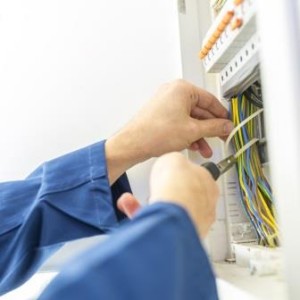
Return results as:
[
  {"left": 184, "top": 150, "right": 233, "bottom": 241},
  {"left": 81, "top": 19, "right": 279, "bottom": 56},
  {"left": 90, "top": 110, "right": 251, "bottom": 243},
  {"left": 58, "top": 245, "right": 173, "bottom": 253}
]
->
[
  {"left": 190, "top": 84, "right": 228, "bottom": 119},
  {"left": 190, "top": 107, "right": 215, "bottom": 120},
  {"left": 117, "top": 193, "right": 141, "bottom": 219},
  {"left": 190, "top": 118, "right": 234, "bottom": 140},
  {"left": 189, "top": 139, "right": 213, "bottom": 158}
]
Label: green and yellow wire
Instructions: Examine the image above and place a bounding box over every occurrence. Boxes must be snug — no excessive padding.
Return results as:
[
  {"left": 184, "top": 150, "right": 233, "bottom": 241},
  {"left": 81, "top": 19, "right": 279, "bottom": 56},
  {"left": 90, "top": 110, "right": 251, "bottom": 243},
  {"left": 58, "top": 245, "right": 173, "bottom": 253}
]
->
[{"left": 229, "top": 95, "right": 279, "bottom": 247}]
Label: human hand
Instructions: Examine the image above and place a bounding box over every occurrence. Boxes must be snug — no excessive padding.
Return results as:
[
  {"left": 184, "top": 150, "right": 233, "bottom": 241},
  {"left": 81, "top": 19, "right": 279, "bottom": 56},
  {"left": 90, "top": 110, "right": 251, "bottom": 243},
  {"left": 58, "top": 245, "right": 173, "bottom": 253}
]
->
[
  {"left": 128, "top": 79, "right": 231, "bottom": 158},
  {"left": 106, "top": 79, "right": 232, "bottom": 184},
  {"left": 117, "top": 193, "right": 141, "bottom": 219},
  {"left": 117, "top": 152, "right": 219, "bottom": 239},
  {"left": 149, "top": 152, "right": 219, "bottom": 238}
]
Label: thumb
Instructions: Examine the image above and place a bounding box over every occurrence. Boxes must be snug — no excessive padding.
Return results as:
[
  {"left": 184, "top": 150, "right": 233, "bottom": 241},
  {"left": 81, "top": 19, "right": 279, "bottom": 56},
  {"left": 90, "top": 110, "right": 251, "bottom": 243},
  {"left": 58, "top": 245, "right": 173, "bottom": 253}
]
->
[
  {"left": 117, "top": 193, "right": 141, "bottom": 219},
  {"left": 190, "top": 118, "right": 234, "bottom": 139}
]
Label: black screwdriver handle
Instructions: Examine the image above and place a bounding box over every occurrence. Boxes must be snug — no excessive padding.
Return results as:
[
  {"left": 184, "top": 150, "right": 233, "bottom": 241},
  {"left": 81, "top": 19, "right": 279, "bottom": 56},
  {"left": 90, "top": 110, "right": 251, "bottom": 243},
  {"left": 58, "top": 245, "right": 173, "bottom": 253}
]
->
[{"left": 201, "top": 162, "right": 220, "bottom": 181}]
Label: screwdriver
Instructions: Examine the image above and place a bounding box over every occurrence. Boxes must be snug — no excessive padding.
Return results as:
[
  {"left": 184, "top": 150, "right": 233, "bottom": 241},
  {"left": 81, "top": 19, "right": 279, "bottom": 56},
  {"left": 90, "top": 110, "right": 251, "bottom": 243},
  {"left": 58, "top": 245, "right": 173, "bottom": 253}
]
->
[
  {"left": 201, "top": 138, "right": 259, "bottom": 180},
  {"left": 202, "top": 154, "right": 236, "bottom": 180}
]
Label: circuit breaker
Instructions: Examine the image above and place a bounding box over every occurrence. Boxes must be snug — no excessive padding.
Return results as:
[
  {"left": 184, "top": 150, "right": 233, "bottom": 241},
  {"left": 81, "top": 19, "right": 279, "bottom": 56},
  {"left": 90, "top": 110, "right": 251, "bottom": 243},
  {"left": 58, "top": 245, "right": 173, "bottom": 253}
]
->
[{"left": 177, "top": 0, "right": 300, "bottom": 298}]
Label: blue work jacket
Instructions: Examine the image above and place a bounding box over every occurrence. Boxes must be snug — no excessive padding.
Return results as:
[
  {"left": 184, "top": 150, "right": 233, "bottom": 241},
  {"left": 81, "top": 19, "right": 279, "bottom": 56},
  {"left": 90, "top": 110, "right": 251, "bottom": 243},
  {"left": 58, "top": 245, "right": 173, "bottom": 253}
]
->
[{"left": 0, "top": 141, "right": 218, "bottom": 299}]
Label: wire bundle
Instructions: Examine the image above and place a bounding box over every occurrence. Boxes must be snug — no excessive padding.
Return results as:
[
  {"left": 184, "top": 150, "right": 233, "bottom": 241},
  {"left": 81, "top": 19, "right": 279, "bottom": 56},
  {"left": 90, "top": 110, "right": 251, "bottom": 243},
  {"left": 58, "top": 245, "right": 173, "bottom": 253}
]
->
[{"left": 229, "top": 94, "right": 279, "bottom": 247}]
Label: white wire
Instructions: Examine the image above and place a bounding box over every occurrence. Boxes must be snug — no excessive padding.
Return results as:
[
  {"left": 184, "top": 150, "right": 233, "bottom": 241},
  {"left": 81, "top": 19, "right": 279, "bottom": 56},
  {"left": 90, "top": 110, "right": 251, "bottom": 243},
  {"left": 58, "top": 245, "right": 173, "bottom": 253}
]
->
[
  {"left": 225, "top": 108, "right": 264, "bottom": 154},
  {"left": 234, "top": 138, "right": 259, "bottom": 159}
]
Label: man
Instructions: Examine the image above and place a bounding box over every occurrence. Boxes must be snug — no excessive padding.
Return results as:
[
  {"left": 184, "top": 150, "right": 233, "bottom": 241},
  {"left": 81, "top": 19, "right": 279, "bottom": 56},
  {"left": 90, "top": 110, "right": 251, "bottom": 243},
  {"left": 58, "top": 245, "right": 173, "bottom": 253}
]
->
[{"left": 0, "top": 80, "right": 233, "bottom": 299}]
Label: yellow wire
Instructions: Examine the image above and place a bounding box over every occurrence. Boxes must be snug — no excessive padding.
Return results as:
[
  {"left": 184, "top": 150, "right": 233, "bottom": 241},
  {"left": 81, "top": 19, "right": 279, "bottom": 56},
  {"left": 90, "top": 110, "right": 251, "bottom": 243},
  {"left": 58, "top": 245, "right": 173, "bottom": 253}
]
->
[
  {"left": 230, "top": 93, "right": 279, "bottom": 247},
  {"left": 257, "top": 189, "right": 277, "bottom": 229}
]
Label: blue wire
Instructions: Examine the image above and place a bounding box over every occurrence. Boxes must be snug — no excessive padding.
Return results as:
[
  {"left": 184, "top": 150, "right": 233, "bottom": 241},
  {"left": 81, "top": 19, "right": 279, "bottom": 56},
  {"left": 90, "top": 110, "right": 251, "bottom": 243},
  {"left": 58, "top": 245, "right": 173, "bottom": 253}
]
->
[
  {"left": 236, "top": 95, "right": 267, "bottom": 241},
  {"left": 231, "top": 96, "right": 275, "bottom": 244}
]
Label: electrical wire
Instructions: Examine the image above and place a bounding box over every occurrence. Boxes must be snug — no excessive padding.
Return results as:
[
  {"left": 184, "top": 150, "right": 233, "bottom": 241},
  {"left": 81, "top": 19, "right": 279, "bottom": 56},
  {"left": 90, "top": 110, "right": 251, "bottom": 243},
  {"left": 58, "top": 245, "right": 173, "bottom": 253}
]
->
[
  {"left": 244, "top": 81, "right": 263, "bottom": 108},
  {"left": 229, "top": 94, "right": 279, "bottom": 247},
  {"left": 225, "top": 108, "right": 264, "bottom": 153},
  {"left": 244, "top": 89, "right": 263, "bottom": 108},
  {"left": 234, "top": 138, "right": 259, "bottom": 159}
]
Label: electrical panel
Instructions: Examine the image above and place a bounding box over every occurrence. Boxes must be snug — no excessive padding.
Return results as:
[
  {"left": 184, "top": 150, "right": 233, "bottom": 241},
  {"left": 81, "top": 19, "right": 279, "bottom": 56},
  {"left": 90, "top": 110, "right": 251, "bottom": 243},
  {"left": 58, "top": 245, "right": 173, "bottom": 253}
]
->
[
  {"left": 178, "top": 0, "right": 293, "bottom": 298},
  {"left": 198, "top": 0, "right": 279, "bottom": 252}
]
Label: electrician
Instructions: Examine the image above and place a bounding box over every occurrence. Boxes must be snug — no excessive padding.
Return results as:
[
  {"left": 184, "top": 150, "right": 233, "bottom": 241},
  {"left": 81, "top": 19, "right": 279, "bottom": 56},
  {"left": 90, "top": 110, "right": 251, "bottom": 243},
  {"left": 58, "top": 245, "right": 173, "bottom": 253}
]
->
[{"left": 0, "top": 80, "right": 233, "bottom": 299}]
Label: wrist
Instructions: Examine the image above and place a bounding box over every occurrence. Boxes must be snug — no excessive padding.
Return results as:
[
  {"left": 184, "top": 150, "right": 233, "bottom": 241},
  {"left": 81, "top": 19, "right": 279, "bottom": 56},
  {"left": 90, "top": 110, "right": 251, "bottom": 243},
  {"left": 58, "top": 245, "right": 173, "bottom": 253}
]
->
[{"left": 105, "top": 126, "right": 150, "bottom": 184}]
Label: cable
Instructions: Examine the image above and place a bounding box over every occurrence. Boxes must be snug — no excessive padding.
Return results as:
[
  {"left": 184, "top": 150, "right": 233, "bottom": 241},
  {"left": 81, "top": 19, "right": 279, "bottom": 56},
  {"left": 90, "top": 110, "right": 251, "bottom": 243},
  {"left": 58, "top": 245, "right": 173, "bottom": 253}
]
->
[
  {"left": 244, "top": 89, "right": 263, "bottom": 108},
  {"left": 229, "top": 94, "right": 279, "bottom": 247},
  {"left": 225, "top": 108, "right": 264, "bottom": 153},
  {"left": 244, "top": 82, "right": 263, "bottom": 108},
  {"left": 234, "top": 138, "right": 259, "bottom": 159}
]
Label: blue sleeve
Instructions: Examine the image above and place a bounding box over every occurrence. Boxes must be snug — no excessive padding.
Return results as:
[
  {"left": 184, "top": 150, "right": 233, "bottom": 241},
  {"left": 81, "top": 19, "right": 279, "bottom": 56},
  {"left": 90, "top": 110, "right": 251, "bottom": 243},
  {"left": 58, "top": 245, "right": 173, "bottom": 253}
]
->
[
  {"left": 0, "top": 140, "right": 130, "bottom": 295},
  {"left": 39, "top": 203, "right": 218, "bottom": 300}
]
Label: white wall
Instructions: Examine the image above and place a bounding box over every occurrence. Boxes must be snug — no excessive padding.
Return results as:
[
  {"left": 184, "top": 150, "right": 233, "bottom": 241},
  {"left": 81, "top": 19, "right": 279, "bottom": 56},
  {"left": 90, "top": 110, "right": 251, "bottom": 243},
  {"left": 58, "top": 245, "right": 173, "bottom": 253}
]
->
[{"left": 0, "top": 0, "right": 182, "bottom": 202}]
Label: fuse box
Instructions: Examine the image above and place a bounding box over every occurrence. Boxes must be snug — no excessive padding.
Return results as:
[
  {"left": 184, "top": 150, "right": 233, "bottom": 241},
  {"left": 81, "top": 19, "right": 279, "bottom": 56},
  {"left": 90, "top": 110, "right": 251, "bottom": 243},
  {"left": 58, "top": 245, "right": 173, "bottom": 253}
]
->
[{"left": 177, "top": 0, "right": 300, "bottom": 298}]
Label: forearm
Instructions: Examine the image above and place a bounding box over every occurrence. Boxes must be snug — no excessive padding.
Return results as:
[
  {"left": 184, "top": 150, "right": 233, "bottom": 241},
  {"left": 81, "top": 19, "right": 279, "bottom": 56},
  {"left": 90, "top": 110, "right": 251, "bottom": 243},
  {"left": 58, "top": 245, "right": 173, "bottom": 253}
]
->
[
  {"left": 0, "top": 141, "right": 131, "bottom": 295},
  {"left": 39, "top": 203, "right": 218, "bottom": 300},
  {"left": 105, "top": 125, "right": 151, "bottom": 185}
]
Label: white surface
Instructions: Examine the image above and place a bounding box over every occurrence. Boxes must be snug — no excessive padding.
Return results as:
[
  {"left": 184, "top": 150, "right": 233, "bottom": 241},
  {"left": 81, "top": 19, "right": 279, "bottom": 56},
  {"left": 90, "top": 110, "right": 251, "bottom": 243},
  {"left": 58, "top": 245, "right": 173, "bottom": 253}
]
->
[
  {"left": 215, "top": 262, "right": 288, "bottom": 300},
  {"left": 0, "top": 0, "right": 182, "bottom": 204},
  {"left": 232, "top": 243, "right": 283, "bottom": 277},
  {"left": 258, "top": 0, "right": 300, "bottom": 298}
]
